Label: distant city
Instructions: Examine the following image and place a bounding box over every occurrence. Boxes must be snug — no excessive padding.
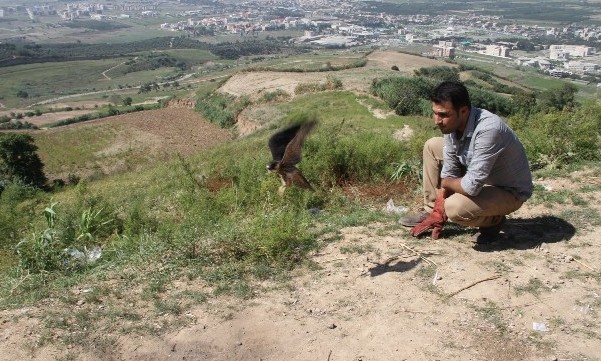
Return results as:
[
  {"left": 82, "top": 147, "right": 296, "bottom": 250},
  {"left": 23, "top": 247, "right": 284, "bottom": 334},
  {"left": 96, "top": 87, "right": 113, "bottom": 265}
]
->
[{"left": 1, "top": 0, "right": 600, "bottom": 79}]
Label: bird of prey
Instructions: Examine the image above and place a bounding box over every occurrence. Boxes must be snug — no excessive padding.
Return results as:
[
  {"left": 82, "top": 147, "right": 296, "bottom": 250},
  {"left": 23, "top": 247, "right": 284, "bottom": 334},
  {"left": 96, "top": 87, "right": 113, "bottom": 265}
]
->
[{"left": 267, "top": 119, "right": 317, "bottom": 194}]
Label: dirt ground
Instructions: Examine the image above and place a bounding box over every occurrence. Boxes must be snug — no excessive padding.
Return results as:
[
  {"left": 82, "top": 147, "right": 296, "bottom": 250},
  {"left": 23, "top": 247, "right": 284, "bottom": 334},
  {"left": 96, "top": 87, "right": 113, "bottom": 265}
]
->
[
  {"left": 0, "top": 169, "right": 600, "bottom": 361},
  {"left": 35, "top": 108, "right": 233, "bottom": 181},
  {"left": 219, "top": 51, "right": 454, "bottom": 99}
]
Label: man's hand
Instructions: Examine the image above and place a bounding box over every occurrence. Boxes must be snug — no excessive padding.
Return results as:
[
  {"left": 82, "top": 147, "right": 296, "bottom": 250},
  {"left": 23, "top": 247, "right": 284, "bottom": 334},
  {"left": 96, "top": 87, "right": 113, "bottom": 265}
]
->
[
  {"left": 410, "top": 189, "right": 448, "bottom": 239},
  {"left": 441, "top": 177, "right": 465, "bottom": 195}
]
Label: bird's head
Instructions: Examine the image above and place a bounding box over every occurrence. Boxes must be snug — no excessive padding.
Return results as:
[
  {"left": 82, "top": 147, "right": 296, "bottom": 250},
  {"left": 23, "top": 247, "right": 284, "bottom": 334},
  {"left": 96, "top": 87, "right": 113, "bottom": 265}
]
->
[{"left": 266, "top": 161, "right": 278, "bottom": 172}]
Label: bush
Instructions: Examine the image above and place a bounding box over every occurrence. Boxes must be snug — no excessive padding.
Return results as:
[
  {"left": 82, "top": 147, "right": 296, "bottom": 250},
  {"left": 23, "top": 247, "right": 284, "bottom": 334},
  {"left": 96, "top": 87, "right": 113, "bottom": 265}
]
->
[
  {"left": 507, "top": 101, "right": 601, "bottom": 169},
  {"left": 303, "top": 122, "right": 409, "bottom": 186},
  {"left": 0, "top": 181, "right": 40, "bottom": 250},
  {"left": 413, "top": 65, "right": 460, "bottom": 83},
  {"left": 467, "top": 86, "right": 516, "bottom": 117},
  {"left": 195, "top": 92, "right": 244, "bottom": 128},
  {"left": 294, "top": 75, "right": 343, "bottom": 95},
  {"left": 370, "top": 76, "right": 434, "bottom": 116},
  {"left": 0, "top": 133, "right": 47, "bottom": 189},
  {"left": 14, "top": 188, "right": 121, "bottom": 274}
]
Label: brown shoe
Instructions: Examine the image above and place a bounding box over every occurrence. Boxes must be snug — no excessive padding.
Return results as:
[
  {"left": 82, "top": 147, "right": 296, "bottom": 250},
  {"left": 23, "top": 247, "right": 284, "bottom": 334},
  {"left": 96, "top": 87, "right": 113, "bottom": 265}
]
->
[
  {"left": 399, "top": 209, "right": 430, "bottom": 227},
  {"left": 475, "top": 216, "right": 507, "bottom": 244}
]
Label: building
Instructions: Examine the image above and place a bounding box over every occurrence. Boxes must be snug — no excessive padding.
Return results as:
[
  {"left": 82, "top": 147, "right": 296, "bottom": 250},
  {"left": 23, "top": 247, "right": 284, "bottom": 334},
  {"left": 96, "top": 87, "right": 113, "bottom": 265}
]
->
[
  {"left": 433, "top": 40, "right": 455, "bottom": 58},
  {"left": 565, "top": 61, "right": 599, "bottom": 74},
  {"left": 483, "top": 45, "right": 510, "bottom": 57},
  {"left": 550, "top": 45, "right": 594, "bottom": 59}
]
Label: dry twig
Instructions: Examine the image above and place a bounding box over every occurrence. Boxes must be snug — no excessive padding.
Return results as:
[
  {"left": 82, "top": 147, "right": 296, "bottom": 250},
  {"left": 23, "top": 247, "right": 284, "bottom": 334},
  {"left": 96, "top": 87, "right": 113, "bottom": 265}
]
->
[
  {"left": 9, "top": 274, "right": 31, "bottom": 295},
  {"left": 445, "top": 274, "right": 502, "bottom": 299},
  {"left": 399, "top": 243, "right": 438, "bottom": 266},
  {"left": 573, "top": 258, "right": 598, "bottom": 272}
]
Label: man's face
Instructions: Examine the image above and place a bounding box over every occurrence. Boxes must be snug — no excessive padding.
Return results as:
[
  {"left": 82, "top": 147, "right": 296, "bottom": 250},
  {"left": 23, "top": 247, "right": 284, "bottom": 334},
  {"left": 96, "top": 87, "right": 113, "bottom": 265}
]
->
[{"left": 432, "top": 100, "right": 468, "bottom": 134}]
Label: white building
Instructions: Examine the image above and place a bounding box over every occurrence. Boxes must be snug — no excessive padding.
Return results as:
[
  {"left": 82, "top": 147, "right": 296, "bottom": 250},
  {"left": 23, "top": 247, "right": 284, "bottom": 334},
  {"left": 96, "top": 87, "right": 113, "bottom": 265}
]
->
[
  {"left": 433, "top": 40, "right": 455, "bottom": 58},
  {"left": 550, "top": 45, "right": 594, "bottom": 59},
  {"left": 565, "top": 61, "right": 599, "bottom": 74},
  {"left": 483, "top": 45, "right": 510, "bottom": 57}
]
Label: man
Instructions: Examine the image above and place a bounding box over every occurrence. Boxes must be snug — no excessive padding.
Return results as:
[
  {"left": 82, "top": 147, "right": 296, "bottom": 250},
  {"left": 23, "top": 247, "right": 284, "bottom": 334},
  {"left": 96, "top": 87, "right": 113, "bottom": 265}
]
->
[{"left": 399, "top": 81, "right": 533, "bottom": 244}]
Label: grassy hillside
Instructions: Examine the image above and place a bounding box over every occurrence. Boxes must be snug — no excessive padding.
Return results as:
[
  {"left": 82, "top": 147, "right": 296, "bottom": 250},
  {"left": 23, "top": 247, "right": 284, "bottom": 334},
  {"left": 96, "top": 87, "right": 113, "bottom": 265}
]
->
[{"left": 1, "top": 49, "right": 601, "bottom": 356}]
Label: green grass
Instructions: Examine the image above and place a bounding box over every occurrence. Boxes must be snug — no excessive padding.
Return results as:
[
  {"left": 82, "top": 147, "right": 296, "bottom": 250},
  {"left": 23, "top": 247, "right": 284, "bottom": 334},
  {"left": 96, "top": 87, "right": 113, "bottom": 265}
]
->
[
  {"left": 247, "top": 50, "right": 368, "bottom": 72},
  {"left": 0, "top": 60, "right": 186, "bottom": 107},
  {"left": 514, "top": 277, "right": 548, "bottom": 296},
  {"left": 33, "top": 124, "right": 121, "bottom": 175}
]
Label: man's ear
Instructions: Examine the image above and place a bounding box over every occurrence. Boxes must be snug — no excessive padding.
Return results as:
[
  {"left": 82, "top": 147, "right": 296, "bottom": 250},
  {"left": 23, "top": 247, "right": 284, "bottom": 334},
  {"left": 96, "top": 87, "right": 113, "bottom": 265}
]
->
[{"left": 460, "top": 105, "right": 470, "bottom": 118}]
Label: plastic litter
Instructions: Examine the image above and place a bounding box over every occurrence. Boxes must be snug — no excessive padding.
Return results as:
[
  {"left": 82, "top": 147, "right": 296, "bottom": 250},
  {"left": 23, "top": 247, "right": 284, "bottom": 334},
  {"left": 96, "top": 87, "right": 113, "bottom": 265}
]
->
[
  {"left": 532, "top": 322, "right": 549, "bottom": 332},
  {"left": 386, "top": 199, "right": 408, "bottom": 215},
  {"left": 65, "top": 246, "right": 102, "bottom": 268}
]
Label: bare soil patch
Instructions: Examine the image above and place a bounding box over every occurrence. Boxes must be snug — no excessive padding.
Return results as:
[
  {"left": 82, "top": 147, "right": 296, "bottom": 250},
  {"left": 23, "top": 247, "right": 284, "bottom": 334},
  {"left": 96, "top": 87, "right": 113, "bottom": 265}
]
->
[
  {"left": 219, "top": 51, "right": 454, "bottom": 99},
  {"left": 365, "top": 50, "right": 452, "bottom": 71},
  {"left": 37, "top": 108, "right": 233, "bottom": 180}
]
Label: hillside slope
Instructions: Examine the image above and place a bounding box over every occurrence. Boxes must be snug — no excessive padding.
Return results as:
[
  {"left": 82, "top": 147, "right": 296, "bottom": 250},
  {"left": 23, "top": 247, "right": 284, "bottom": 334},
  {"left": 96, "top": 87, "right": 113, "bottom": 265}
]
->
[{"left": 1, "top": 171, "right": 600, "bottom": 361}]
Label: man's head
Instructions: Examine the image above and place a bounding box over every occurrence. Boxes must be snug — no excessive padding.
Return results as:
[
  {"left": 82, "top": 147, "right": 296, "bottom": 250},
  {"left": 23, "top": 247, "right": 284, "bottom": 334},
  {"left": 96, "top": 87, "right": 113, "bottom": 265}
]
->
[{"left": 430, "top": 81, "right": 471, "bottom": 134}]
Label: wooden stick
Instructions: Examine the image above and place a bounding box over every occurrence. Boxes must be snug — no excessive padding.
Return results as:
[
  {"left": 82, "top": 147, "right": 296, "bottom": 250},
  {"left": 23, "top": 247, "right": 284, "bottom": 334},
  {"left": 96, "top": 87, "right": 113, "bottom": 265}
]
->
[
  {"left": 445, "top": 274, "right": 502, "bottom": 299},
  {"left": 573, "top": 258, "right": 598, "bottom": 272},
  {"left": 399, "top": 243, "right": 438, "bottom": 266}
]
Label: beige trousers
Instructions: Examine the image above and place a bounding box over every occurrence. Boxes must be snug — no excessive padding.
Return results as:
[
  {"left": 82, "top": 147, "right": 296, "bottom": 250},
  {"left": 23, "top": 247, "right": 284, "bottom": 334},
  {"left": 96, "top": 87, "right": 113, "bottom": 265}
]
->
[{"left": 423, "top": 137, "right": 524, "bottom": 228}]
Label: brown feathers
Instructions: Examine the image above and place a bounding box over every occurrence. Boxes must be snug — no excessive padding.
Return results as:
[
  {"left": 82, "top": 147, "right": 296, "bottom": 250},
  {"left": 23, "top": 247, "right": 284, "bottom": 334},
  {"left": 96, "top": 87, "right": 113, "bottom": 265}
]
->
[{"left": 267, "top": 119, "right": 317, "bottom": 193}]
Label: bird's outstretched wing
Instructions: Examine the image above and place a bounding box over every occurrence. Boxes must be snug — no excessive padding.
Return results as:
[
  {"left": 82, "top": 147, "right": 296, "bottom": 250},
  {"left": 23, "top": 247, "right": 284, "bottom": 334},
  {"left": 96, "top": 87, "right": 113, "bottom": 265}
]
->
[
  {"left": 285, "top": 166, "right": 313, "bottom": 190},
  {"left": 280, "top": 120, "right": 317, "bottom": 166},
  {"left": 268, "top": 123, "right": 303, "bottom": 162}
]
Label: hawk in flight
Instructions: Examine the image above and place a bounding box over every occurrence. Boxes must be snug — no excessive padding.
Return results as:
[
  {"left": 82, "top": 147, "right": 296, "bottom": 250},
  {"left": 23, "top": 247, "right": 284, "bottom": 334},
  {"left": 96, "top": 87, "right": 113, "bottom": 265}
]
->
[{"left": 267, "top": 119, "right": 317, "bottom": 193}]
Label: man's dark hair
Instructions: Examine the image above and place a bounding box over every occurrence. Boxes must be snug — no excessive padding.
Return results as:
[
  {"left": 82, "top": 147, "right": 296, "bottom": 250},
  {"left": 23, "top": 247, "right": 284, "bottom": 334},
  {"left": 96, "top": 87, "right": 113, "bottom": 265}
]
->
[{"left": 430, "top": 81, "right": 471, "bottom": 111}]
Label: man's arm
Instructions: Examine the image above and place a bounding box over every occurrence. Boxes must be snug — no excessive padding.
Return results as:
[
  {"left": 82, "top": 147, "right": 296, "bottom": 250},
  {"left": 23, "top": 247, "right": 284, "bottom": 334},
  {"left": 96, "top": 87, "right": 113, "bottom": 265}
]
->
[{"left": 441, "top": 177, "right": 466, "bottom": 196}]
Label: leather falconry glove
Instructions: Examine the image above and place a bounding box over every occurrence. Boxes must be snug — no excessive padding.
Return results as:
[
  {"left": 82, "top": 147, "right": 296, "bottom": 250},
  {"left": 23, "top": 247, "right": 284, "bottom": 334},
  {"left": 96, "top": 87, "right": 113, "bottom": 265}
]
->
[{"left": 410, "top": 191, "right": 448, "bottom": 240}]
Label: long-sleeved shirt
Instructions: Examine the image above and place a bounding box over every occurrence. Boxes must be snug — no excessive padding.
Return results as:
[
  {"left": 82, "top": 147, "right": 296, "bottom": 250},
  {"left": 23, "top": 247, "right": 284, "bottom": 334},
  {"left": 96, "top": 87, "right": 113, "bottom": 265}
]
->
[{"left": 440, "top": 107, "right": 533, "bottom": 201}]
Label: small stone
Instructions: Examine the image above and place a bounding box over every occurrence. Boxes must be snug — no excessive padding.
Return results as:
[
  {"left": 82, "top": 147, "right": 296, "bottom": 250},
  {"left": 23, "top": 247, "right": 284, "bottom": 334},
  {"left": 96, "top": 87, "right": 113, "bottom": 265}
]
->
[{"left": 327, "top": 323, "right": 337, "bottom": 329}]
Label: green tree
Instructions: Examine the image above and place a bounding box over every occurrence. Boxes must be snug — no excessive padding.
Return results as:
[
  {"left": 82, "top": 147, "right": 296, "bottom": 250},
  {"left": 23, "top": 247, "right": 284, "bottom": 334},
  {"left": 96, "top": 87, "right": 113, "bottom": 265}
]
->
[
  {"left": 0, "top": 133, "right": 47, "bottom": 190},
  {"left": 538, "top": 83, "right": 578, "bottom": 111},
  {"left": 123, "top": 97, "right": 133, "bottom": 106},
  {"left": 512, "top": 92, "right": 537, "bottom": 114},
  {"left": 16, "top": 90, "right": 29, "bottom": 98}
]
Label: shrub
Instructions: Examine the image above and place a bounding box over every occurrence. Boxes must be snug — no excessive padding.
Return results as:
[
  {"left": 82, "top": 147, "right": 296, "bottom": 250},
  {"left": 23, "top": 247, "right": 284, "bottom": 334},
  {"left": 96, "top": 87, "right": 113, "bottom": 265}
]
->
[
  {"left": 15, "top": 202, "right": 63, "bottom": 273},
  {"left": 413, "top": 65, "right": 460, "bottom": 83},
  {"left": 0, "top": 133, "right": 47, "bottom": 189},
  {"left": 195, "top": 92, "right": 246, "bottom": 128},
  {"left": 467, "top": 86, "right": 516, "bottom": 117},
  {"left": 508, "top": 101, "right": 601, "bottom": 168},
  {"left": 294, "top": 75, "right": 343, "bottom": 95},
  {"left": 370, "top": 76, "right": 434, "bottom": 116}
]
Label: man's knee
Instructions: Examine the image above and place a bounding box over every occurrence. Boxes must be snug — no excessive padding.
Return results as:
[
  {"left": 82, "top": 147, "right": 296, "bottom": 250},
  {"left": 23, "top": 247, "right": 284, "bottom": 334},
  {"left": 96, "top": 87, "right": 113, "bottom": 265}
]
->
[{"left": 444, "top": 194, "right": 474, "bottom": 225}]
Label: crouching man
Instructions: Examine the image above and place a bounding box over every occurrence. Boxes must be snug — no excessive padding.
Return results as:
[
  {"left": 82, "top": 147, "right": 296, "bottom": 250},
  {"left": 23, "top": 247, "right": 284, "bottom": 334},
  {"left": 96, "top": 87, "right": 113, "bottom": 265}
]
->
[{"left": 399, "top": 81, "right": 533, "bottom": 244}]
